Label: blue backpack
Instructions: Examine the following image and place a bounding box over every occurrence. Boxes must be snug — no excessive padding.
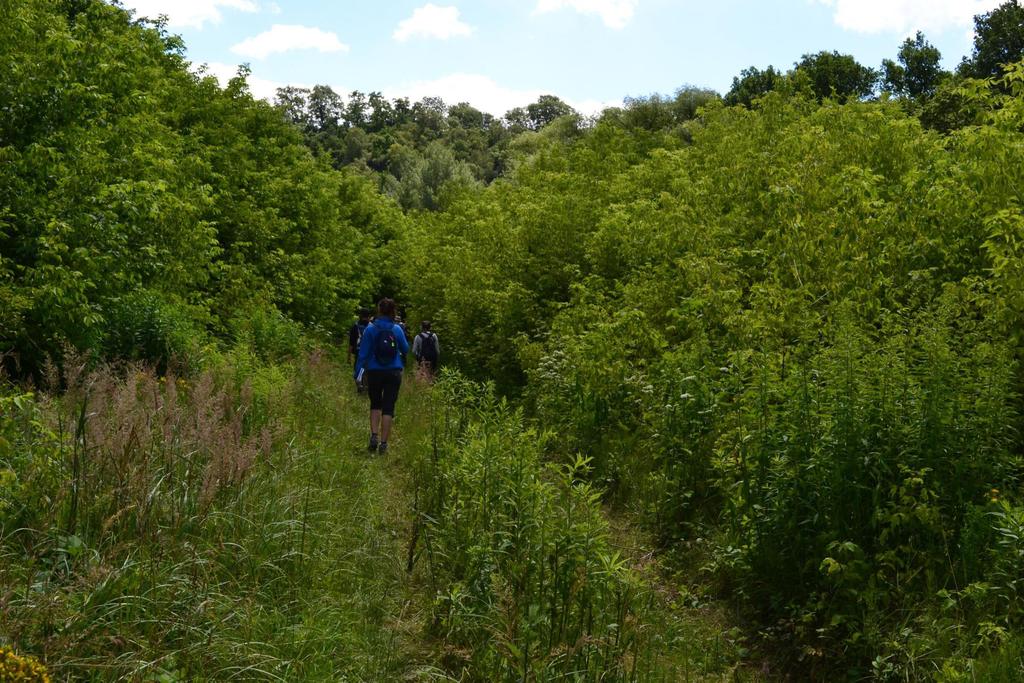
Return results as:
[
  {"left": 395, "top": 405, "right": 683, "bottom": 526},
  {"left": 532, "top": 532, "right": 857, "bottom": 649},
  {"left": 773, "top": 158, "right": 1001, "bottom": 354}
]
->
[{"left": 373, "top": 322, "right": 398, "bottom": 364}]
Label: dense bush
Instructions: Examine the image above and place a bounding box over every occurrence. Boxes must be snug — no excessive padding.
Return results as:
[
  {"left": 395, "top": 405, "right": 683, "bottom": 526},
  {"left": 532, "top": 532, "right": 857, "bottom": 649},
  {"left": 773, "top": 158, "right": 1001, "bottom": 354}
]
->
[
  {"left": 400, "top": 65, "right": 1024, "bottom": 676},
  {"left": 101, "top": 290, "right": 207, "bottom": 371},
  {"left": 0, "top": 0, "right": 395, "bottom": 376},
  {"left": 412, "top": 373, "right": 665, "bottom": 680}
]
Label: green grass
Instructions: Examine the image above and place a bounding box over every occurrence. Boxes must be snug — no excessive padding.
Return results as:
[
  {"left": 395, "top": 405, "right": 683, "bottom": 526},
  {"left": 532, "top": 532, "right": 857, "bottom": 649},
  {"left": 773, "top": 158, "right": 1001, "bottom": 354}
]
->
[
  {"left": 0, "top": 356, "right": 433, "bottom": 681},
  {"left": 2, "top": 356, "right": 770, "bottom": 681}
]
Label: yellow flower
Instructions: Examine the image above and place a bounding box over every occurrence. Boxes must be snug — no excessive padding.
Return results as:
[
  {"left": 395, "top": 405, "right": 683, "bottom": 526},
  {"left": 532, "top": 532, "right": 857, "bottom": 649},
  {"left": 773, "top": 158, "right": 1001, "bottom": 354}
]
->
[{"left": 0, "top": 647, "right": 51, "bottom": 683}]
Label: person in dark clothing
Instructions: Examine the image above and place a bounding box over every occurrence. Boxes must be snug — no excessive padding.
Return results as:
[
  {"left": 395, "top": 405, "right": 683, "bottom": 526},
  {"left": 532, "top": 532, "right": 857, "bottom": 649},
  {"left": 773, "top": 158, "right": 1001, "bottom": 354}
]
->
[
  {"left": 355, "top": 298, "right": 409, "bottom": 455},
  {"left": 394, "top": 315, "right": 410, "bottom": 365},
  {"left": 348, "top": 308, "right": 371, "bottom": 392},
  {"left": 412, "top": 320, "right": 440, "bottom": 380}
]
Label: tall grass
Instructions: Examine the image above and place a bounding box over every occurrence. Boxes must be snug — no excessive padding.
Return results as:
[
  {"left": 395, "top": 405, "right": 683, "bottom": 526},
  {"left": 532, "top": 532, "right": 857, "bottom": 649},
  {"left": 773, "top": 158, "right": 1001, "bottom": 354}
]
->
[
  {"left": 408, "top": 372, "right": 674, "bottom": 681},
  {"left": 0, "top": 351, "right": 414, "bottom": 680},
  {"left": 524, "top": 286, "right": 1024, "bottom": 677}
]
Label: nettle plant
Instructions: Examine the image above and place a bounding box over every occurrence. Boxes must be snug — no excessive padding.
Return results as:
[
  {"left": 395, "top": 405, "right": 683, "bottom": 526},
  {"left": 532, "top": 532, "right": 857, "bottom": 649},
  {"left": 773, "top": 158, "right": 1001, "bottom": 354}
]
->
[{"left": 412, "top": 374, "right": 663, "bottom": 681}]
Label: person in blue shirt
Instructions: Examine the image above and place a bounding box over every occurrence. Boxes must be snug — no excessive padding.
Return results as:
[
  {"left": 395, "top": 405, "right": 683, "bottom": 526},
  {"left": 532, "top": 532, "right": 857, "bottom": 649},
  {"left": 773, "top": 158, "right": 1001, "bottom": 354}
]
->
[{"left": 355, "top": 297, "right": 409, "bottom": 454}]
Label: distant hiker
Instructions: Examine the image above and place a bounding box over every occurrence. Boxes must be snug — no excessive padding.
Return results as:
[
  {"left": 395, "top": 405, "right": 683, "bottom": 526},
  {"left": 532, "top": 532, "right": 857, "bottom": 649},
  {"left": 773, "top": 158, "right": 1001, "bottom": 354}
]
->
[
  {"left": 395, "top": 315, "right": 410, "bottom": 365},
  {"left": 413, "top": 320, "right": 440, "bottom": 380},
  {"left": 355, "top": 298, "right": 409, "bottom": 455},
  {"left": 348, "top": 308, "right": 371, "bottom": 392}
]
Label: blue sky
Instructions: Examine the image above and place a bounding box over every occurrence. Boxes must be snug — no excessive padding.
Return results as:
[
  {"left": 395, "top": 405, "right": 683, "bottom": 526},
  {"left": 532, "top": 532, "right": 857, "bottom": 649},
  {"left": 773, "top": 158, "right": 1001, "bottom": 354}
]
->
[{"left": 116, "top": 0, "right": 1003, "bottom": 115}]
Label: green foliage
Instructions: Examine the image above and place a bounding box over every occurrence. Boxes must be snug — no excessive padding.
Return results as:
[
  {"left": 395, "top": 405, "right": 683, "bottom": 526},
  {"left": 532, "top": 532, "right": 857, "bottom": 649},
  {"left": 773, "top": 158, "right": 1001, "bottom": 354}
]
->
[
  {"left": 725, "top": 65, "right": 785, "bottom": 107},
  {"left": 400, "top": 66, "right": 1024, "bottom": 677},
  {"left": 413, "top": 374, "right": 664, "bottom": 680},
  {"left": 5, "top": 0, "right": 1024, "bottom": 677},
  {"left": 226, "top": 301, "right": 307, "bottom": 362},
  {"left": 0, "top": 0, "right": 391, "bottom": 374},
  {"left": 882, "top": 31, "right": 947, "bottom": 100},
  {"left": 102, "top": 290, "right": 207, "bottom": 371},
  {"left": 0, "top": 391, "right": 61, "bottom": 533},
  {"left": 275, "top": 86, "right": 584, "bottom": 208},
  {"left": 525, "top": 94, "right": 578, "bottom": 130},
  {"left": 606, "top": 87, "right": 720, "bottom": 138},
  {"left": 795, "top": 50, "right": 879, "bottom": 103},
  {"left": 960, "top": 0, "right": 1024, "bottom": 80}
]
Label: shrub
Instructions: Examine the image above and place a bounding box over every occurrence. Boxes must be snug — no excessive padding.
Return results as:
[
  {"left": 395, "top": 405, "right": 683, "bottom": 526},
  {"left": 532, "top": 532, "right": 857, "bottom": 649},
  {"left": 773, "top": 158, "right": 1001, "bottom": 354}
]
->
[
  {"left": 227, "top": 302, "right": 307, "bottom": 362},
  {"left": 0, "top": 647, "right": 50, "bottom": 682},
  {"left": 0, "top": 391, "right": 61, "bottom": 533},
  {"left": 412, "top": 373, "right": 664, "bottom": 680},
  {"left": 102, "top": 290, "right": 206, "bottom": 372}
]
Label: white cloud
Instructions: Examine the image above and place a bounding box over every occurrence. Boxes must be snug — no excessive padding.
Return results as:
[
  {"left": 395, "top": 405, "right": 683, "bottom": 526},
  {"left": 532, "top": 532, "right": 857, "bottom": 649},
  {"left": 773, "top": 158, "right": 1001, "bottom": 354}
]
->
[
  {"left": 387, "top": 73, "right": 618, "bottom": 116},
  {"left": 812, "top": 0, "right": 1003, "bottom": 35},
  {"left": 394, "top": 4, "right": 474, "bottom": 42},
  {"left": 570, "top": 97, "right": 623, "bottom": 116},
  {"left": 117, "top": 0, "right": 258, "bottom": 29},
  {"left": 195, "top": 67, "right": 614, "bottom": 117},
  {"left": 196, "top": 61, "right": 305, "bottom": 101},
  {"left": 389, "top": 74, "right": 538, "bottom": 116},
  {"left": 231, "top": 25, "right": 350, "bottom": 60},
  {"left": 533, "top": 0, "right": 638, "bottom": 29}
]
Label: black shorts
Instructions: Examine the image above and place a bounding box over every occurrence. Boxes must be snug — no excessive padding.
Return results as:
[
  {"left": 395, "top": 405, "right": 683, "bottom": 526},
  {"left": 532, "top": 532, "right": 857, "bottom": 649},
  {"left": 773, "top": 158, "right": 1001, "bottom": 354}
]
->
[{"left": 366, "top": 370, "right": 403, "bottom": 416}]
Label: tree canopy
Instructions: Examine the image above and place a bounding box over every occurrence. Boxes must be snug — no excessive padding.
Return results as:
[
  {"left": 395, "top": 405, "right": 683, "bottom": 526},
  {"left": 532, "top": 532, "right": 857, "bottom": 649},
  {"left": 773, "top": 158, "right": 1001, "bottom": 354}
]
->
[
  {"left": 961, "top": 0, "right": 1024, "bottom": 79},
  {"left": 0, "top": 0, "right": 399, "bottom": 373},
  {"left": 795, "top": 50, "right": 879, "bottom": 102},
  {"left": 882, "top": 31, "right": 946, "bottom": 99}
]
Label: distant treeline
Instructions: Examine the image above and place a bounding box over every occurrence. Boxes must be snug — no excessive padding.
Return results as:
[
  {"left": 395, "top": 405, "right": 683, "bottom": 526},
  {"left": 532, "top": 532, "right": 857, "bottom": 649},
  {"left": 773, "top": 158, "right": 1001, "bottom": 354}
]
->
[{"left": 276, "top": 0, "right": 1024, "bottom": 211}]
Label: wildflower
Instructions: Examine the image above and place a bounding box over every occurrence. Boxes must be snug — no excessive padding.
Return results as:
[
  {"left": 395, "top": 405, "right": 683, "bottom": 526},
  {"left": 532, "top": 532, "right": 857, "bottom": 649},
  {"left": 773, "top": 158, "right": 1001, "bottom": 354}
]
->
[{"left": 0, "top": 647, "right": 51, "bottom": 682}]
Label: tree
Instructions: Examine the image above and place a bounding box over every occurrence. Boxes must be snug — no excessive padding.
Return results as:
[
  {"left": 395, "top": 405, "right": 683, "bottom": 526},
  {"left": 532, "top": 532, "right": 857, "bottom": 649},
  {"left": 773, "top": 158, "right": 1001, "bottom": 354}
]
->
[
  {"left": 526, "top": 95, "right": 576, "bottom": 130},
  {"left": 724, "top": 65, "right": 784, "bottom": 107},
  {"left": 367, "top": 91, "right": 393, "bottom": 132},
  {"left": 671, "top": 86, "right": 720, "bottom": 120},
  {"left": 448, "top": 102, "right": 487, "bottom": 130},
  {"left": 412, "top": 96, "right": 447, "bottom": 141},
  {"left": 882, "top": 31, "right": 945, "bottom": 99},
  {"left": 0, "top": 0, "right": 394, "bottom": 371},
  {"left": 960, "top": 0, "right": 1024, "bottom": 80},
  {"left": 307, "top": 84, "right": 343, "bottom": 132},
  {"left": 614, "top": 87, "right": 717, "bottom": 132},
  {"left": 392, "top": 97, "right": 413, "bottom": 126},
  {"left": 795, "top": 51, "right": 878, "bottom": 103},
  {"left": 618, "top": 94, "right": 676, "bottom": 130},
  {"left": 504, "top": 106, "right": 531, "bottom": 133},
  {"left": 275, "top": 86, "right": 310, "bottom": 128},
  {"left": 344, "top": 90, "right": 368, "bottom": 128}
]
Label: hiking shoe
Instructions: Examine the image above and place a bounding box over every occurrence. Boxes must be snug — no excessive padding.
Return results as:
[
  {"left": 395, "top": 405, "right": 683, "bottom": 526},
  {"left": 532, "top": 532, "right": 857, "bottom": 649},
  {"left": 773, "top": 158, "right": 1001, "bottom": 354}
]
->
[
  {"left": 378, "top": 442, "right": 389, "bottom": 455},
  {"left": 368, "top": 434, "right": 379, "bottom": 452}
]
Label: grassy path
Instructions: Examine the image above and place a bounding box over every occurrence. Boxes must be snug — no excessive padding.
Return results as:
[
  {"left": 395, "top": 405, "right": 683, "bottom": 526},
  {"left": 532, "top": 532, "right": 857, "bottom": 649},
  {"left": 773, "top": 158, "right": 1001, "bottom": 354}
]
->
[
  {"left": 265, "top": 362, "right": 437, "bottom": 681},
  {"left": 1, "top": 358, "right": 765, "bottom": 680},
  {"left": 306, "top": 364, "right": 766, "bottom": 681},
  {"left": 1, "top": 358, "right": 437, "bottom": 682}
]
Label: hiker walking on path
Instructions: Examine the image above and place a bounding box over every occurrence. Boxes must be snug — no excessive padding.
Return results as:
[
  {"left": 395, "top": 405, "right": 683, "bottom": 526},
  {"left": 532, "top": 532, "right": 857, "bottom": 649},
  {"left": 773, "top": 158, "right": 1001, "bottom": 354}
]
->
[
  {"left": 395, "top": 315, "right": 410, "bottom": 365},
  {"left": 355, "top": 298, "right": 409, "bottom": 454},
  {"left": 412, "top": 320, "right": 440, "bottom": 380},
  {"left": 348, "top": 308, "right": 371, "bottom": 392}
]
